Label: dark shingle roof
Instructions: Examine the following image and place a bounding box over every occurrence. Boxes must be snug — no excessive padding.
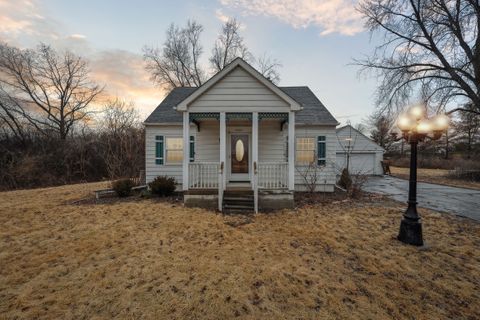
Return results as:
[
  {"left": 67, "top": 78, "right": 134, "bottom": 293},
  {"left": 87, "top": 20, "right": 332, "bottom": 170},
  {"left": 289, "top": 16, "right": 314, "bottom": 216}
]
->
[{"left": 144, "top": 86, "right": 338, "bottom": 125}]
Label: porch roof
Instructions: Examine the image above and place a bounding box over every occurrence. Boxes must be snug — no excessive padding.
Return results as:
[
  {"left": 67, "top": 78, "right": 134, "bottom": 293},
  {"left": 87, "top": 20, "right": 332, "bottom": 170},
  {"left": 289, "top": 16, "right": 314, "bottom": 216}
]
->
[{"left": 144, "top": 86, "right": 339, "bottom": 126}]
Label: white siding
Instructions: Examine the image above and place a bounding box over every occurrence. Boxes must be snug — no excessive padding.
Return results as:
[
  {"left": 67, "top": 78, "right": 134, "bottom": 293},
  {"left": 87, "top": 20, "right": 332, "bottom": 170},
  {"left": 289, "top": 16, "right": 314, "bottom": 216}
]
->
[
  {"left": 188, "top": 66, "right": 290, "bottom": 112},
  {"left": 145, "top": 125, "right": 186, "bottom": 188},
  {"left": 294, "top": 125, "right": 337, "bottom": 192},
  {"left": 146, "top": 123, "right": 338, "bottom": 192},
  {"left": 195, "top": 121, "right": 220, "bottom": 162},
  {"left": 259, "top": 120, "right": 287, "bottom": 162},
  {"left": 335, "top": 125, "right": 384, "bottom": 175}
]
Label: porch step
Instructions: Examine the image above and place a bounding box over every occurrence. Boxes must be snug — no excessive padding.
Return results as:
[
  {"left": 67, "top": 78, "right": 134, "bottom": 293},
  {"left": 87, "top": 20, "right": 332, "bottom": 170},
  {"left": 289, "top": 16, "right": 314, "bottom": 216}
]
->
[{"left": 223, "top": 192, "right": 254, "bottom": 214}]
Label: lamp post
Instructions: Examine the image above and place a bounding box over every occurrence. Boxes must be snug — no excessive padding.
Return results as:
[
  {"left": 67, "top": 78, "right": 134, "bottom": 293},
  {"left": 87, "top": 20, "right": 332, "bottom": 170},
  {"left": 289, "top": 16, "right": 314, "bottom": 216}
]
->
[{"left": 396, "top": 105, "right": 449, "bottom": 246}]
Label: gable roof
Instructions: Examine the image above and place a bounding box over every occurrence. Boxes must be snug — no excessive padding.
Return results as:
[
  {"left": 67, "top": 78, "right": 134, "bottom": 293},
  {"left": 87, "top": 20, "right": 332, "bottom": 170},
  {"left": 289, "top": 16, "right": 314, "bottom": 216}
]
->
[
  {"left": 336, "top": 124, "right": 385, "bottom": 151},
  {"left": 176, "top": 57, "right": 301, "bottom": 111},
  {"left": 144, "top": 86, "right": 339, "bottom": 125}
]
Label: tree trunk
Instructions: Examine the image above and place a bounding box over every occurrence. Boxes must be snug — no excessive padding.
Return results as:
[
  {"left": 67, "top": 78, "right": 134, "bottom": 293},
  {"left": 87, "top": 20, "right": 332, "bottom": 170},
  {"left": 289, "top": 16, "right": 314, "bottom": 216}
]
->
[{"left": 444, "top": 129, "right": 449, "bottom": 160}]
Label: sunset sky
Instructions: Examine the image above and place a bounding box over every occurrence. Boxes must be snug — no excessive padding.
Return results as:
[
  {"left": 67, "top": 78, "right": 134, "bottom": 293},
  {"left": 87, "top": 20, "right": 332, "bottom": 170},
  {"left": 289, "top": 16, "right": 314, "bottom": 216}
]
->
[{"left": 0, "top": 0, "right": 381, "bottom": 126}]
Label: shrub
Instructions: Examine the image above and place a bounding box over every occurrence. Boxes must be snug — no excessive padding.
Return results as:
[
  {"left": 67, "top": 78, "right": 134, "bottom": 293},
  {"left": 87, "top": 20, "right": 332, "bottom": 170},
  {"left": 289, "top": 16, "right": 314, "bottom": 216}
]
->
[
  {"left": 112, "top": 178, "right": 135, "bottom": 197},
  {"left": 338, "top": 168, "right": 352, "bottom": 190},
  {"left": 149, "top": 176, "right": 176, "bottom": 196},
  {"left": 349, "top": 173, "right": 368, "bottom": 198}
]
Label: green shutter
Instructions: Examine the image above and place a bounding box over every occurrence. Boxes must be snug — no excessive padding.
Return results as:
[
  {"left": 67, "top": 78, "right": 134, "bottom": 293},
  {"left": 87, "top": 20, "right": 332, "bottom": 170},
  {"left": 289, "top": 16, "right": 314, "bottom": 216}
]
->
[
  {"left": 317, "top": 136, "right": 326, "bottom": 166},
  {"left": 189, "top": 136, "right": 195, "bottom": 162},
  {"left": 155, "top": 135, "right": 164, "bottom": 165}
]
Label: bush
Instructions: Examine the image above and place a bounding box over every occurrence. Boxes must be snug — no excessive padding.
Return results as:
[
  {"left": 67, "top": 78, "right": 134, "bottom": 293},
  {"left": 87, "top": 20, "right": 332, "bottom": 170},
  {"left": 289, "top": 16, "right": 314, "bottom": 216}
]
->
[
  {"left": 112, "top": 178, "right": 135, "bottom": 197},
  {"left": 149, "top": 176, "right": 176, "bottom": 196},
  {"left": 349, "top": 173, "right": 368, "bottom": 198},
  {"left": 338, "top": 168, "right": 352, "bottom": 190}
]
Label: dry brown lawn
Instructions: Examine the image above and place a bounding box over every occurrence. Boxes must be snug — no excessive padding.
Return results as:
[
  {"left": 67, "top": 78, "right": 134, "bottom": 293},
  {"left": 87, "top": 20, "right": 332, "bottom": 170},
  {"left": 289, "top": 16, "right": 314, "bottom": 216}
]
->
[
  {"left": 0, "top": 183, "right": 479, "bottom": 320},
  {"left": 390, "top": 166, "right": 480, "bottom": 190}
]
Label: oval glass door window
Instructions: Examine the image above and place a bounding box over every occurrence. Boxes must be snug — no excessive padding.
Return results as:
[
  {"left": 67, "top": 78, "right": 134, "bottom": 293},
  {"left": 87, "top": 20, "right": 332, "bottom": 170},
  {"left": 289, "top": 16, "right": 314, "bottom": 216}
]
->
[{"left": 235, "top": 139, "right": 244, "bottom": 162}]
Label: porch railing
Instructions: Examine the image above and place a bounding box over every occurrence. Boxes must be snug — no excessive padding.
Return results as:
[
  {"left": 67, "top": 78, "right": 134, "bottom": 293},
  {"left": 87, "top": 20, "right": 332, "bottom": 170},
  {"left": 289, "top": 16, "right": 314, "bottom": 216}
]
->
[
  {"left": 189, "top": 162, "right": 220, "bottom": 189},
  {"left": 257, "top": 162, "right": 288, "bottom": 189}
]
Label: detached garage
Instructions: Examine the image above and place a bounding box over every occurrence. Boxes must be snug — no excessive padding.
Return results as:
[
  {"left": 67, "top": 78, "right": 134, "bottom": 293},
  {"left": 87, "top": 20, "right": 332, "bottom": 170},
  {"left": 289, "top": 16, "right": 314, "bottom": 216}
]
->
[{"left": 335, "top": 125, "right": 384, "bottom": 175}]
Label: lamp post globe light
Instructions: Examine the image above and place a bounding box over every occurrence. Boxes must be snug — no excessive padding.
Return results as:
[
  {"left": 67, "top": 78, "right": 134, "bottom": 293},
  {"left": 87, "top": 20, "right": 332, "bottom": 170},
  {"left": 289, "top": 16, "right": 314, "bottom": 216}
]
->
[{"left": 396, "top": 105, "right": 449, "bottom": 246}]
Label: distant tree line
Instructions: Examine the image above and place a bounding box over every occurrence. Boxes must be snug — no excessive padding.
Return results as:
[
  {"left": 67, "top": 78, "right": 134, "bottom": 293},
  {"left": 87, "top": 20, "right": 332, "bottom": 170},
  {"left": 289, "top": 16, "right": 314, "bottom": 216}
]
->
[
  {"left": 367, "top": 109, "right": 480, "bottom": 162},
  {"left": 0, "top": 43, "right": 144, "bottom": 190}
]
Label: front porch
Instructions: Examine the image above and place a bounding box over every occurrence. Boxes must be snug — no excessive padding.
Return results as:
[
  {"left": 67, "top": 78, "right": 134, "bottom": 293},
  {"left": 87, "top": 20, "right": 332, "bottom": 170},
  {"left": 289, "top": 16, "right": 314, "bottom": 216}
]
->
[{"left": 182, "top": 111, "right": 295, "bottom": 213}]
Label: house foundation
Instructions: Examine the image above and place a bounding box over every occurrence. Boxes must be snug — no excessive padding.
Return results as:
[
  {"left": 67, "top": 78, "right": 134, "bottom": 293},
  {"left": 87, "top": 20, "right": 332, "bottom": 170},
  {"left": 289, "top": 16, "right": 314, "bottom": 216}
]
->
[{"left": 183, "top": 190, "right": 294, "bottom": 212}]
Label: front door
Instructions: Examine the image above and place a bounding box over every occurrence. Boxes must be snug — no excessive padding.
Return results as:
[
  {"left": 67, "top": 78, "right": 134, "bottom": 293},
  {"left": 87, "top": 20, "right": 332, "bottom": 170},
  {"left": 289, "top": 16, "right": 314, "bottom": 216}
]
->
[{"left": 230, "top": 134, "right": 249, "bottom": 181}]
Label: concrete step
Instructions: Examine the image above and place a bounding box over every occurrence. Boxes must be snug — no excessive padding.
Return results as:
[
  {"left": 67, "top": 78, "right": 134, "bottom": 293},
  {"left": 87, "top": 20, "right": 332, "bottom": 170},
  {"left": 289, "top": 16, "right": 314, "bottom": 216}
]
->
[
  {"left": 223, "top": 197, "right": 254, "bottom": 213},
  {"left": 224, "top": 209, "right": 254, "bottom": 214},
  {"left": 224, "top": 192, "right": 253, "bottom": 197},
  {"left": 224, "top": 203, "right": 254, "bottom": 209},
  {"left": 223, "top": 196, "right": 253, "bottom": 202}
]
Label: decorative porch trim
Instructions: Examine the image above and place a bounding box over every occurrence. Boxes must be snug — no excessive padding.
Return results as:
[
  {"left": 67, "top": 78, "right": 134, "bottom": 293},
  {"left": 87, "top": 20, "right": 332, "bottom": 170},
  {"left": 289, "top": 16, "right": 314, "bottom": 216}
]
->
[
  {"left": 226, "top": 112, "right": 252, "bottom": 120},
  {"left": 189, "top": 112, "right": 220, "bottom": 121},
  {"left": 258, "top": 112, "right": 288, "bottom": 120},
  {"left": 189, "top": 113, "right": 220, "bottom": 131}
]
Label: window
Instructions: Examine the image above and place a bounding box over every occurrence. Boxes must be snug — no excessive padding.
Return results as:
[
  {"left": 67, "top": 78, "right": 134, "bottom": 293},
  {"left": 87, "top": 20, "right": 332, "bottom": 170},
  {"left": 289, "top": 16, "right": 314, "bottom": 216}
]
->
[
  {"left": 166, "top": 137, "right": 183, "bottom": 164},
  {"left": 317, "top": 136, "right": 326, "bottom": 166},
  {"left": 189, "top": 136, "right": 195, "bottom": 162},
  {"left": 155, "top": 136, "right": 164, "bottom": 165},
  {"left": 296, "top": 137, "right": 315, "bottom": 164}
]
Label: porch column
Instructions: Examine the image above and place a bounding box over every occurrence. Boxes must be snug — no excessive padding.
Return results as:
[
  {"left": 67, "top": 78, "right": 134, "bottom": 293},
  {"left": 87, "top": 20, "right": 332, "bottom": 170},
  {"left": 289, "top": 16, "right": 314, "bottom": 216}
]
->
[
  {"left": 288, "top": 111, "right": 295, "bottom": 191},
  {"left": 219, "top": 112, "right": 226, "bottom": 190},
  {"left": 182, "top": 111, "right": 190, "bottom": 191},
  {"left": 252, "top": 112, "right": 259, "bottom": 213}
]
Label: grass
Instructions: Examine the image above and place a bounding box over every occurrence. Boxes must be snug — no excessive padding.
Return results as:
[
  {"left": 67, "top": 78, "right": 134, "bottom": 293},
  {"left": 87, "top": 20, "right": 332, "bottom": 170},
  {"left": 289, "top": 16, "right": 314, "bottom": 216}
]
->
[
  {"left": 390, "top": 166, "right": 480, "bottom": 190},
  {"left": 0, "top": 183, "right": 479, "bottom": 319}
]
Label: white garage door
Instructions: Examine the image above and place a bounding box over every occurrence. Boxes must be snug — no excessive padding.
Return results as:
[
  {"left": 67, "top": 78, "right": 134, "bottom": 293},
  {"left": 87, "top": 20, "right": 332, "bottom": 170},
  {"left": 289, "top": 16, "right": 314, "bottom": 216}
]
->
[{"left": 336, "top": 153, "right": 376, "bottom": 175}]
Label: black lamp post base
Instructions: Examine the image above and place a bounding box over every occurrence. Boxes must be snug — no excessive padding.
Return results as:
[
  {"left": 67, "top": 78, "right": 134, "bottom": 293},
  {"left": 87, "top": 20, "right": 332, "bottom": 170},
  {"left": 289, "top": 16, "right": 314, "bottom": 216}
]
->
[{"left": 398, "top": 218, "right": 423, "bottom": 246}]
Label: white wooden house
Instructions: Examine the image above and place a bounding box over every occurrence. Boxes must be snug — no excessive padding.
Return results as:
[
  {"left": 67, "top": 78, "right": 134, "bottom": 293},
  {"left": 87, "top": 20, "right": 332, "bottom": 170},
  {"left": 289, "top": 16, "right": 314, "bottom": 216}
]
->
[
  {"left": 144, "top": 58, "right": 339, "bottom": 212},
  {"left": 335, "top": 125, "right": 384, "bottom": 175}
]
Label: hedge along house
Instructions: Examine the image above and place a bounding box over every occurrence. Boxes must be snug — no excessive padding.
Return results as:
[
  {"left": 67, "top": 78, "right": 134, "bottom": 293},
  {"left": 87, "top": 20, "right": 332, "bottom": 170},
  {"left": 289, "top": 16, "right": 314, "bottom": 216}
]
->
[{"left": 144, "top": 58, "right": 339, "bottom": 212}]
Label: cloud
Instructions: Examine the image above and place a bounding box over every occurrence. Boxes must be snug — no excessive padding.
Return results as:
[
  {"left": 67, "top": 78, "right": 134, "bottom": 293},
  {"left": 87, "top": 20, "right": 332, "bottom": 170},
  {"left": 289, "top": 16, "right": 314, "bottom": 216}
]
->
[
  {"left": 69, "top": 34, "right": 86, "bottom": 40},
  {"left": 0, "top": 0, "right": 61, "bottom": 44},
  {"left": 219, "top": 0, "right": 363, "bottom": 36},
  {"left": 215, "top": 9, "right": 230, "bottom": 23},
  {"left": 90, "top": 50, "right": 166, "bottom": 118},
  {"left": 0, "top": 0, "right": 164, "bottom": 119},
  {"left": 215, "top": 8, "right": 247, "bottom": 30}
]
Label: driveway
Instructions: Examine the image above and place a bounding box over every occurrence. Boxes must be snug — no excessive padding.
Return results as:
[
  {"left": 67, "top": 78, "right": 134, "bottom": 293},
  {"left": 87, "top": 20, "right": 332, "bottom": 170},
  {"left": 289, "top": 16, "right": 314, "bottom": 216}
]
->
[{"left": 364, "top": 175, "right": 480, "bottom": 222}]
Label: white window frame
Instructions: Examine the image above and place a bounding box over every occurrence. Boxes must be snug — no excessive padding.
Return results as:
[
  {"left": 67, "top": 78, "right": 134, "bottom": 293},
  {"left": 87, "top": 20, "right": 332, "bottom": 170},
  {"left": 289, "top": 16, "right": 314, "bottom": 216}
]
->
[
  {"left": 165, "top": 136, "right": 184, "bottom": 165},
  {"left": 295, "top": 137, "right": 315, "bottom": 165},
  {"left": 317, "top": 136, "right": 326, "bottom": 166}
]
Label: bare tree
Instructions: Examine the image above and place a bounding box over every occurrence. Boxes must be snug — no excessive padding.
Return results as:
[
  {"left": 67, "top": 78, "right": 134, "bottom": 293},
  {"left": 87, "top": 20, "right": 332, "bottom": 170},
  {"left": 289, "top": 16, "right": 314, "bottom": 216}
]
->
[
  {"left": 255, "top": 53, "right": 282, "bottom": 84},
  {"left": 296, "top": 161, "right": 329, "bottom": 193},
  {"left": 0, "top": 89, "right": 27, "bottom": 143},
  {"left": 210, "top": 18, "right": 252, "bottom": 72},
  {"left": 453, "top": 103, "right": 480, "bottom": 158},
  {"left": 368, "top": 111, "right": 395, "bottom": 152},
  {"left": 99, "top": 98, "right": 144, "bottom": 180},
  {"left": 0, "top": 43, "right": 103, "bottom": 140},
  {"left": 144, "top": 18, "right": 282, "bottom": 90},
  {"left": 143, "top": 20, "right": 205, "bottom": 89},
  {"left": 356, "top": 0, "right": 480, "bottom": 116},
  {"left": 100, "top": 98, "right": 140, "bottom": 135}
]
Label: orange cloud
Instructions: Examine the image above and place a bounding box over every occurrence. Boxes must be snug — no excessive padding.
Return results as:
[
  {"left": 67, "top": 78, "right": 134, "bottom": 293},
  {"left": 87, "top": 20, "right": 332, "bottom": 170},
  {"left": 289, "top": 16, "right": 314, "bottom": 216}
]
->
[
  {"left": 0, "top": 0, "right": 165, "bottom": 120},
  {"left": 219, "top": 0, "right": 363, "bottom": 36},
  {"left": 0, "top": 0, "right": 61, "bottom": 44},
  {"left": 90, "top": 50, "right": 166, "bottom": 119}
]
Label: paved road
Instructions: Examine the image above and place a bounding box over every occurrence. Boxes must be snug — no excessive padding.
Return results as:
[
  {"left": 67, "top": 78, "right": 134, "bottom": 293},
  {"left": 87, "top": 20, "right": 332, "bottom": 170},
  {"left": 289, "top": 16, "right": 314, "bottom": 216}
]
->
[{"left": 364, "top": 176, "right": 480, "bottom": 221}]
